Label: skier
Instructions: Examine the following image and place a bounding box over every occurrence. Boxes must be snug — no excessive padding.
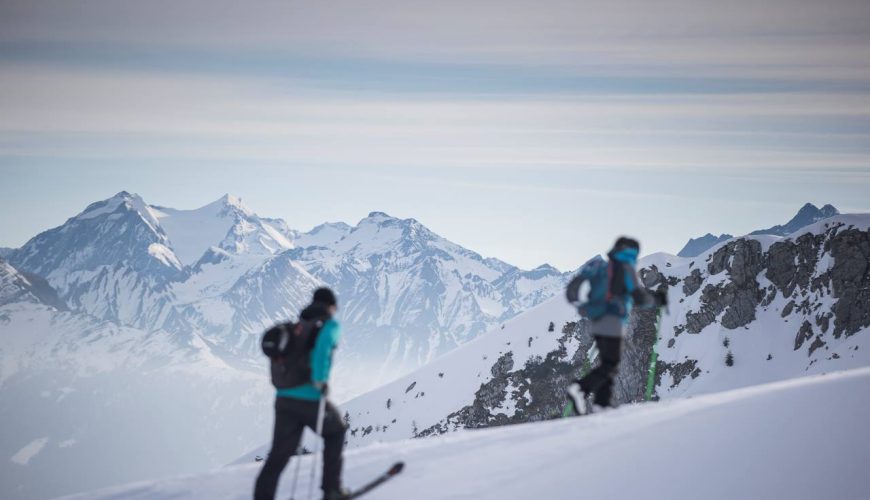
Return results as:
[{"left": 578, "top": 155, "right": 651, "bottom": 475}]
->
[
  {"left": 565, "top": 237, "right": 667, "bottom": 414},
  {"left": 254, "top": 288, "right": 349, "bottom": 500}
]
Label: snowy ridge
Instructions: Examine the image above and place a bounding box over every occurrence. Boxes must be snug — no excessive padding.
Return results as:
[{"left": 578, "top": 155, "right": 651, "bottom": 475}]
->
[
  {"left": 76, "top": 367, "right": 870, "bottom": 500},
  {"left": 678, "top": 202, "right": 840, "bottom": 257}
]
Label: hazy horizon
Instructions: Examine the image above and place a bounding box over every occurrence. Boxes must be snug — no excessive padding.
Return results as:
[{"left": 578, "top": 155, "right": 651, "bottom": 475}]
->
[{"left": 2, "top": 0, "right": 870, "bottom": 269}]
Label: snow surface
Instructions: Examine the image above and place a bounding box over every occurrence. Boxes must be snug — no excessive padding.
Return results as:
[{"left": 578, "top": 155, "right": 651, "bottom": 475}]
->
[
  {"left": 65, "top": 367, "right": 870, "bottom": 500},
  {"left": 154, "top": 194, "right": 291, "bottom": 266}
]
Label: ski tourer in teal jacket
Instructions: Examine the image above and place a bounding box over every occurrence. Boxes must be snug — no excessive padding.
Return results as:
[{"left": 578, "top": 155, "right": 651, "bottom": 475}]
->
[{"left": 275, "top": 302, "right": 341, "bottom": 401}]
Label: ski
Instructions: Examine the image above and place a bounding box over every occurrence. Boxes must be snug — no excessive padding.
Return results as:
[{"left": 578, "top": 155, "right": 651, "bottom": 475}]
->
[{"left": 344, "top": 462, "right": 404, "bottom": 499}]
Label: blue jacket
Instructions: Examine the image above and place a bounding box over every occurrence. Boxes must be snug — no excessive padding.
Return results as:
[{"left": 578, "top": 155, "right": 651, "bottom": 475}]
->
[
  {"left": 276, "top": 318, "right": 341, "bottom": 401},
  {"left": 566, "top": 248, "right": 654, "bottom": 322}
]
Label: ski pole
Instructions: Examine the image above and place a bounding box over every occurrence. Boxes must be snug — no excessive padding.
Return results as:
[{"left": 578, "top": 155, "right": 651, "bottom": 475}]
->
[
  {"left": 307, "top": 395, "right": 327, "bottom": 500},
  {"left": 644, "top": 307, "right": 665, "bottom": 401}
]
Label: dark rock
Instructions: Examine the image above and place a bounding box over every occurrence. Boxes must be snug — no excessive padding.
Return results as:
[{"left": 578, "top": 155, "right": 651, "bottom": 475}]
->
[
  {"left": 808, "top": 336, "right": 826, "bottom": 357},
  {"left": 766, "top": 233, "right": 824, "bottom": 299},
  {"left": 491, "top": 352, "right": 514, "bottom": 378},
  {"left": 655, "top": 358, "right": 702, "bottom": 389},
  {"left": 828, "top": 229, "right": 870, "bottom": 338},
  {"left": 641, "top": 266, "right": 664, "bottom": 288},
  {"left": 687, "top": 240, "right": 764, "bottom": 333},
  {"left": 794, "top": 321, "right": 814, "bottom": 351},
  {"left": 816, "top": 313, "right": 831, "bottom": 334},
  {"left": 682, "top": 269, "right": 703, "bottom": 296}
]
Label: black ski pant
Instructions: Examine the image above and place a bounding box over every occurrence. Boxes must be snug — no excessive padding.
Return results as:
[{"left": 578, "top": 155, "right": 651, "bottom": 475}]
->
[
  {"left": 578, "top": 335, "right": 622, "bottom": 407},
  {"left": 254, "top": 397, "right": 347, "bottom": 500}
]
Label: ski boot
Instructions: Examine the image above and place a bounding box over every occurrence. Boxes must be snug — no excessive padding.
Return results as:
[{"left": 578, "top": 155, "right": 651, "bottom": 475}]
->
[
  {"left": 566, "top": 381, "right": 588, "bottom": 416},
  {"left": 323, "top": 487, "right": 352, "bottom": 500}
]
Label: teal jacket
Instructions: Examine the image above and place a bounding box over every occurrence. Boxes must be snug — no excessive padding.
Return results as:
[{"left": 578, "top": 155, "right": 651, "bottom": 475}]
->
[{"left": 276, "top": 319, "right": 341, "bottom": 401}]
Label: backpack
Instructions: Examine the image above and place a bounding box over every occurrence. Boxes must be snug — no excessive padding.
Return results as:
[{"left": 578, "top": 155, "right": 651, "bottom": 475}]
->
[
  {"left": 261, "top": 319, "right": 323, "bottom": 389},
  {"left": 565, "top": 258, "right": 630, "bottom": 320}
]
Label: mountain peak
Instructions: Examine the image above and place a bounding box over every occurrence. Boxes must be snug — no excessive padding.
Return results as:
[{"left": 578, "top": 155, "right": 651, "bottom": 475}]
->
[
  {"left": 211, "top": 194, "right": 252, "bottom": 215},
  {"left": 677, "top": 233, "right": 733, "bottom": 258},
  {"left": 220, "top": 193, "right": 243, "bottom": 207},
  {"left": 366, "top": 211, "right": 394, "bottom": 220},
  {"left": 820, "top": 204, "right": 840, "bottom": 217},
  {"left": 795, "top": 202, "right": 821, "bottom": 217},
  {"left": 792, "top": 202, "right": 839, "bottom": 222},
  {"left": 78, "top": 191, "right": 150, "bottom": 221},
  {"left": 751, "top": 202, "right": 840, "bottom": 237}
]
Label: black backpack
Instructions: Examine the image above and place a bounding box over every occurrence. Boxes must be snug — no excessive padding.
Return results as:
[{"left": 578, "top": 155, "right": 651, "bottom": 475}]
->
[{"left": 261, "top": 319, "right": 323, "bottom": 389}]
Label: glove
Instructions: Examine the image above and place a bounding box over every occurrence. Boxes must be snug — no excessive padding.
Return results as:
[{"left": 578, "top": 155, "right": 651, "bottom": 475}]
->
[
  {"left": 313, "top": 382, "right": 329, "bottom": 396},
  {"left": 653, "top": 289, "right": 668, "bottom": 308}
]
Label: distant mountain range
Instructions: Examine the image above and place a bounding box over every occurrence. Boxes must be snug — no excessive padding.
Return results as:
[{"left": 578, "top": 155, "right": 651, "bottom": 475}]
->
[
  {"left": 677, "top": 203, "right": 840, "bottom": 257},
  {"left": 6, "top": 192, "right": 572, "bottom": 376}
]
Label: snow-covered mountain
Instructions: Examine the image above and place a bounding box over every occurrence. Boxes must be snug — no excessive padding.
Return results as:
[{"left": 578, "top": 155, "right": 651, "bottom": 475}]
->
[
  {"left": 246, "top": 213, "right": 870, "bottom": 452},
  {"left": 0, "top": 258, "right": 275, "bottom": 500},
  {"left": 749, "top": 202, "right": 840, "bottom": 236},
  {"left": 284, "top": 211, "right": 571, "bottom": 377},
  {"left": 677, "top": 202, "right": 839, "bottom": 257},
  {"left": 8, "top": 194, "right": 570, "bottom": 378},
  {"left": 676, "top": 233, "right": 732, "bottom": 257},
  {"left": 74, "top": 367, "right": 870, "bottom": 500}
]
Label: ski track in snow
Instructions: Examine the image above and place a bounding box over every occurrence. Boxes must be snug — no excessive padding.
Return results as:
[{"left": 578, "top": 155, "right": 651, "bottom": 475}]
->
[{"left": 61, "top": 367, "right": 870, "bottom": 500}]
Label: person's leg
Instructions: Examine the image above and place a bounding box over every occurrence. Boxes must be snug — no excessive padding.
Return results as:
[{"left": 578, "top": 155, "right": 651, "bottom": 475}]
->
[
  {"left": 591, "top": 336, "right": 622, "bottom": 407},
  {"left": 320, "top": 401, "right": 348, "bottom": 494},
  {"left": 578, "top": 336, "right": 621, "bottom": 398},
  {"left": 254, "top": 399, "right": 304, "bottom": 500}
]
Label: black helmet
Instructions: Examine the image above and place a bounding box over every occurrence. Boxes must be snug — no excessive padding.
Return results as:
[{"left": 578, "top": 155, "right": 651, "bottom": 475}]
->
[
  {"left": 312, "top": 287, "right": 337, "bottom": 306},
  {"left": 610, "top": 237, "right": 640, "bottom": 255}
]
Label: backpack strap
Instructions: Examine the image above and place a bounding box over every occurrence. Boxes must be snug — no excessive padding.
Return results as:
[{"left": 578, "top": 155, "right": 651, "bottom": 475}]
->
[{"left": 605, "top": 260, "right": 615, "bottom": 302}]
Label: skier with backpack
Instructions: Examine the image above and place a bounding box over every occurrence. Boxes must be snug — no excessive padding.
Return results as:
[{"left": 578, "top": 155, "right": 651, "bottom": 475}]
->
[
  {"left": 255, "top": 288, "right": 349, "bottom": 500},
  {"left": 564, "top": 237, "right": 667, "bottom": 414}
]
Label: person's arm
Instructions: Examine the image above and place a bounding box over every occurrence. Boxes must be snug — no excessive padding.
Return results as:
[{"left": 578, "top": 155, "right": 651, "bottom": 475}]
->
[
  {"left": 566, "top": 260, "right": 599, "bottom": 305},
  {"left": 311, "top": 320, "right": 341, "bottom": 386},
  {"left": 625, "top": 264, "right": 667, "bottom": 309},
  {"left": 565, "top": 273, "right": 586, "bottom": 305}
]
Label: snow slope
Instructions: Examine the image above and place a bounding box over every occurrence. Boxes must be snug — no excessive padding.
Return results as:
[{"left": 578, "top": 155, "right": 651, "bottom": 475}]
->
[{"left": 67, "top": 367, "right": 870, "bottom": 500}]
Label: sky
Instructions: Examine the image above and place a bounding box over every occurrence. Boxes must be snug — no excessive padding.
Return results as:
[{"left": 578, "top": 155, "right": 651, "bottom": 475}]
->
[{"left": 1, "top": 0, "right": 869, "bottom": 270}]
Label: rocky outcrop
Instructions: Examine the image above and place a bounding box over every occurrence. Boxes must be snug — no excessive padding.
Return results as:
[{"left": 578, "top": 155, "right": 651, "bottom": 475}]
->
[
  {"left": 795, "top": 321, "right": 814, "bottom": 351},
  {"left": 419, "top": 320, "right": 594, "bottom": 436},
  {"left": 828, "top": 229, "right": 870, "bottom": 338},
  {"left": 683, "top": 269, "right": 703, "bottom": 296},
  {"left": 766, "top": 233, "right": 824, "bottom": 299},
  {"left": 655, "top": 358, "right": 701, "bottom": 390},
  {"left": 684, "top": 240, "right": 765, "bottom": 333}
]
